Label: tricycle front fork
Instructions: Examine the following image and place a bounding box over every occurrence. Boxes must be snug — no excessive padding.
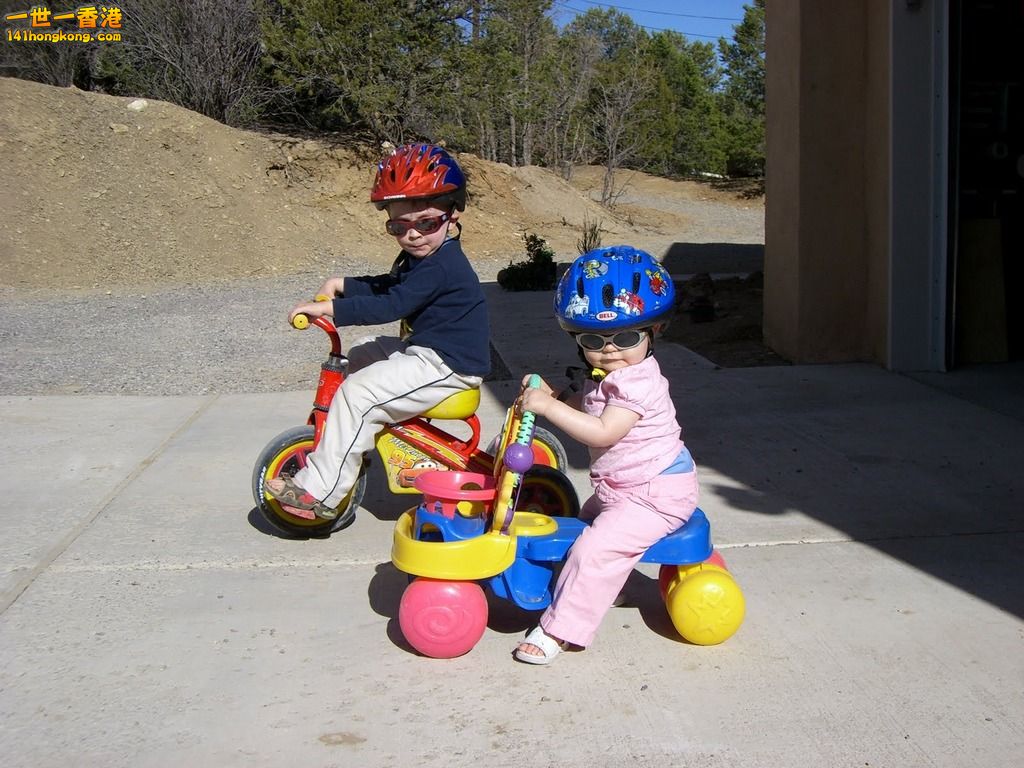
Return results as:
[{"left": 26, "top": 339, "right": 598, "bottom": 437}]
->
[{"left": 308, "top": 354, "right": 347, "bottom": 445}]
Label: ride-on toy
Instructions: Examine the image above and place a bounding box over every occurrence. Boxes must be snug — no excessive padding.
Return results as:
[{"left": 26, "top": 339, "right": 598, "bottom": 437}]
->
[
  {"left": 252, "top": 301, "right": 579, "bottom": 537},
  {"left": 391, "top": 376, "right": 745, "bottom": 658}
]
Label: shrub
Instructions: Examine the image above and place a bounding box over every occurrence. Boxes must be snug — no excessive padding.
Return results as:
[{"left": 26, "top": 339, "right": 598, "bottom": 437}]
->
[
  {"left": 497, "top": 233, "right": 556, "bottom": 291},
  {"left": 576, "top": 215, "right": 602, "bottom": 255}
]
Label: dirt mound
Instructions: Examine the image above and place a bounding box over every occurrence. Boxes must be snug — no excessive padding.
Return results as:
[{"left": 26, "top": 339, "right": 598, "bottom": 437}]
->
[
  {"left": 1, "top": 77, "right": 389, "bottom": 289},
  {"left": 1, "top": 77, "right": 763, "bottom": 293}
]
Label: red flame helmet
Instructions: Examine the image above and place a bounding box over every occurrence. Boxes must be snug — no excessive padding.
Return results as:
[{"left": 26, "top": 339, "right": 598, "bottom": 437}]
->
[{"left": 370, "top": 143, "right": 467, "bottom": 210}]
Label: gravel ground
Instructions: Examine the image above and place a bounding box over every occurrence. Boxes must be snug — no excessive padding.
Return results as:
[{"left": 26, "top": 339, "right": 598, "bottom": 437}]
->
[
  {"left": 1, "top": 270, "right": 353, "bottom": 397},
  {"left": 0, "top": 259, "right": 520, "bottom": 397},
  {"left": 0, "top": 191, "right": 765, "bottom": 395},
  {"left": 0, "top": 232, "right": 776, "bottom": 396}
]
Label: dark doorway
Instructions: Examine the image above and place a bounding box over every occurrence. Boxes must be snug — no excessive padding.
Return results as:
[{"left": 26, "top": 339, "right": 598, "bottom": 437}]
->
[{"left": 948, "top": 0, "right": 1024, "bottom": 365}]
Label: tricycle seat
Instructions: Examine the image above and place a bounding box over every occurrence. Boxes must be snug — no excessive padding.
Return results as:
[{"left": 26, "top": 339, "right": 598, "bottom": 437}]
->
[
  {"left": 490, "top": 508, "right": 715, "bottom": 611},
  {"left": 517, "top": 508, "right": 713, "bottom": 565},
  {"left": 640, "top": 508, "right": 713, "bottom": 565},
  {"left": 421, "top": 387, "right": 480, "bottom": 420}
]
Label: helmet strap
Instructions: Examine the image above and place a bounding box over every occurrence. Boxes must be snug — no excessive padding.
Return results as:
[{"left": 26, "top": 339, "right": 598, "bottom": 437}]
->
[
  {"left": 569, "top": 347, "right": 609, "bottom": 381},
  {"left": 444, "top": 219, "right": 462, "bottom": 243}
]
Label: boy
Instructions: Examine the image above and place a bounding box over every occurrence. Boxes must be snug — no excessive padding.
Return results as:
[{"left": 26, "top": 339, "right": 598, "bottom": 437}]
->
[{"left": 266, "top": 143, "right": 490, "bottom": 521}]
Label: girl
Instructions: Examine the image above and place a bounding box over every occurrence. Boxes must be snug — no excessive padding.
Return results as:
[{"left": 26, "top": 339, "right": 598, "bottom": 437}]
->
[{"left": 515, "top": 245, "right": 698, "bottom": 664}]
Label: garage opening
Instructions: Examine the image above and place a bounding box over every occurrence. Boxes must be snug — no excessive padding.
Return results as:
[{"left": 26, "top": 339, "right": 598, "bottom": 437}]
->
[{"left": 948, "top": 0, "right": 1024, "bottom": 365}]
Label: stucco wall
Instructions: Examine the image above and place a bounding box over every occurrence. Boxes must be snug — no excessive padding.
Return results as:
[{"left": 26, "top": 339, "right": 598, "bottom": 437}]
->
[
  {"left": 864, "top": 8, "right": 891, "bottom": 365},
  {"left": 765, "top": 1, "right": 891, "bottom": 364},
  {"left": 764, "top": 0, "right": 801, "bottom": 354}
]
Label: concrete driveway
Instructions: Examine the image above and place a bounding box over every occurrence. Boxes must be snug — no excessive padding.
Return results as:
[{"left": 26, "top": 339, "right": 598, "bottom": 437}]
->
[{"left": 1, "top": 286, "right": 1021, "bottom": 767}]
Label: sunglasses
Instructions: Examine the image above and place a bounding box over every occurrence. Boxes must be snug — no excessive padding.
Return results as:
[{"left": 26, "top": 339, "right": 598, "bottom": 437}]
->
[
  {"left": 574, "top": 329, "right": 647, "bottom": 351},
  {"left": 384, "top": 211, "right": 452, "bottom": 236}
]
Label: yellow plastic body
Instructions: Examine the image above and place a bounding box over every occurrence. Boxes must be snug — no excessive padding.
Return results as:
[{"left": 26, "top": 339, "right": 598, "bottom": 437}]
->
[
  {"left": 374, "top": 433, "right": 472, "bottom": 495},
  {"left": 392, "top": 510, "right": 517, "bottom": 580},
  {"left": 391, "top": 510, "right": 557, "bottom": 580},
  {"left": 508, "top": 511, "right": 557, "bottom": 537}
]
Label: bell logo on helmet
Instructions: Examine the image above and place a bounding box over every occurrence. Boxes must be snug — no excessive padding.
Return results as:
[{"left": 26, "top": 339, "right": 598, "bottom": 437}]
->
[{"left": 596, "top": 311, "right": 617, "bottom": 321}]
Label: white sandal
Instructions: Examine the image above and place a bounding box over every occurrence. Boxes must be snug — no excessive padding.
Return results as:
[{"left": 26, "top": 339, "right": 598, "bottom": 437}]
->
[{"left": 514, "top": 626, "right": 566, "bottom": 665}]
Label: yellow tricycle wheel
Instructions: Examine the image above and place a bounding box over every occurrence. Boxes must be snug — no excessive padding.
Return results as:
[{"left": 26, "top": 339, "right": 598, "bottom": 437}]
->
[{"left": 665, "top": 569, "right": 745, "bottom": 646}]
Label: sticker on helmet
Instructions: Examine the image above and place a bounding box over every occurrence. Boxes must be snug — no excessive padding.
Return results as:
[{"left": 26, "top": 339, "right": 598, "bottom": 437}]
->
[
  {"left": 596, "top": 310, "right": 618, "bottom": 321},
  {"left": 565, "top": 293, "right": 590, "bottom": 318},
  {"left": 582, "top": 260, "right": 608, "bottom": 279},
  {"left": 646, "top": 268, "right": 670, "bottom": 296},
  {"left": 614, "top": 289, "right": 645, "bottom": 315}
]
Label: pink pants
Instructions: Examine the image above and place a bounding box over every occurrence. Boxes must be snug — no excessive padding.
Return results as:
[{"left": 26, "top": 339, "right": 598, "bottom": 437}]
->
[{"left": 540, "top": 471, "right": 699, "bottom": 648}]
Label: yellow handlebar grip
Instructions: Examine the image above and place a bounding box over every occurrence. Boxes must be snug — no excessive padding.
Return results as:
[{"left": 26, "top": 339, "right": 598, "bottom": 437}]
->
[{"left": 292, "top": 295, "right": 330, "bottom": 330}]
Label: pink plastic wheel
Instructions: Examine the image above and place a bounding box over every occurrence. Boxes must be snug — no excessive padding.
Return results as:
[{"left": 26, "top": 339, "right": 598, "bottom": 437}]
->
[{"left": 398, "top": 578, "right": 488, "bottom": 658}]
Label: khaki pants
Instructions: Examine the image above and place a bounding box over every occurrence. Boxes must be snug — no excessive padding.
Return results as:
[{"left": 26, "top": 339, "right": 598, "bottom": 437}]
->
[{"left": 293, "top": 336, "right": 482, "bottom": 508}]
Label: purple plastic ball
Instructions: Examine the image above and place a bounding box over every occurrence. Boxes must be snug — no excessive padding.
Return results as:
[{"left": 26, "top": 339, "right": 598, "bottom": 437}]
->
[{"left": 503, "top": 442, "right": 534, "bottom": 473}]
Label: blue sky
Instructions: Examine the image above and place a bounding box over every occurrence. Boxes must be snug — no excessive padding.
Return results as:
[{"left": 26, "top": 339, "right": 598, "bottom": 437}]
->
[{"left": 551, "top": 0, "right": 751, "bottom": 42}]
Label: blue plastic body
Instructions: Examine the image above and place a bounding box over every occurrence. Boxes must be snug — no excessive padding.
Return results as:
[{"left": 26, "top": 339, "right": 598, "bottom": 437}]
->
[
  {"left": 411, "top": 501, "right": 714, "bottom": 612},
  {"left": 413, "top": 499, "right": 487, "bottom": 541}
]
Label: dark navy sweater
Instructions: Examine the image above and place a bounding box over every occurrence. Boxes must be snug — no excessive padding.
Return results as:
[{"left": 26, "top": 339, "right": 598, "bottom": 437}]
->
[{"left": 333, "top": 239, "right": 491, "bottom": 377}]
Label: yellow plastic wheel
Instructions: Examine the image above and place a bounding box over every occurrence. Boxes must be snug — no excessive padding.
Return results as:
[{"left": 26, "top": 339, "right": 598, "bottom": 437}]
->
[
  {"left": 665, "top": 569, "right": 745, "bottom": 645},
  {"left": 252, "top": 425, "right": 364, "bottom": 537}
]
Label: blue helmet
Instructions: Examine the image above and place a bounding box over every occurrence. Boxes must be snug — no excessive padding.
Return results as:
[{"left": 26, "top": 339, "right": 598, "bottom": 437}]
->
[{"left": 554, "top": 245, "right": 675, "bottom": 333}]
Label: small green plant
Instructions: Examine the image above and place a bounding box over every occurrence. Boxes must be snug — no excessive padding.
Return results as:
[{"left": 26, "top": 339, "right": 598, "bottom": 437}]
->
[
  {"left": 576, "top": 215, "right": 603, "bottom": 255},
  {"left": 497, "top": 233, "right": 556, "bottom": 291}
]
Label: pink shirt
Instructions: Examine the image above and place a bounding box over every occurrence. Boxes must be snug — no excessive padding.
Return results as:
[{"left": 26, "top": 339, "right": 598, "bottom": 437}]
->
[{"left": 582, "top": 355, "right": 687, "bottom": 488}]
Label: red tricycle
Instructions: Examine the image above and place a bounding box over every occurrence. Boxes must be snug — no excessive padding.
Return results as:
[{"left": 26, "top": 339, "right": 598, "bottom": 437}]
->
[{"left": 252, "top": 308, "right": 579, "bottom": 537}]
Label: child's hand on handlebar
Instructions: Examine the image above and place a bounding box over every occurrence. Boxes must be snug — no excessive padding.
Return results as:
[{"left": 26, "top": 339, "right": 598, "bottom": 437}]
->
[
  {"left": 521, "top": 373, "right": 553, "bottom": 396},
  {"left": 519, "top": 374, "right": 554, "bottom": 416},
  {"left": 288, "top": 298, "right": 334, "bottom": 326},
  {"left": 316, "top": 277, "right": 345, "bottom": 299}
]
